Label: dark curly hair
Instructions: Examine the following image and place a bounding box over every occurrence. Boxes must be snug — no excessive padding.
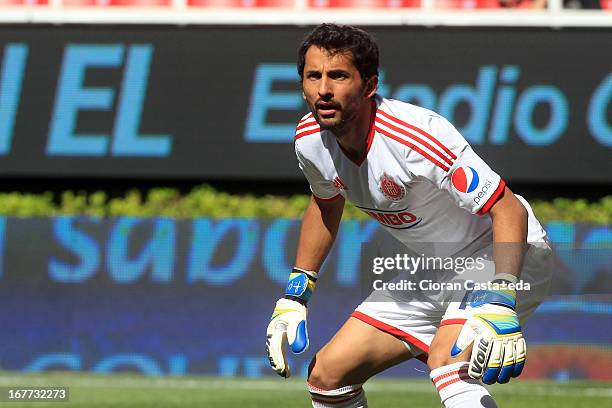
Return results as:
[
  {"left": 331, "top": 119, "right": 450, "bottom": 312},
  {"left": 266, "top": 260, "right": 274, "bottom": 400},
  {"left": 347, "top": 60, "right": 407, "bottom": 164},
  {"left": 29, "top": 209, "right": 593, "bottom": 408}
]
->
[{"left": 297, "top": 23, "right": 379, "bottom": 81}]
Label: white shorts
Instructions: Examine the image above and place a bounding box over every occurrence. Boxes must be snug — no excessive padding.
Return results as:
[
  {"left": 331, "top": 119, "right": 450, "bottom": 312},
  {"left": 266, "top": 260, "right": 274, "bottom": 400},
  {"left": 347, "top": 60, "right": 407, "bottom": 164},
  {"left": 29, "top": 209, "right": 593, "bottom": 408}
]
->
[{"left": 352, "top": 241, "right": 553, "bottom": 362}]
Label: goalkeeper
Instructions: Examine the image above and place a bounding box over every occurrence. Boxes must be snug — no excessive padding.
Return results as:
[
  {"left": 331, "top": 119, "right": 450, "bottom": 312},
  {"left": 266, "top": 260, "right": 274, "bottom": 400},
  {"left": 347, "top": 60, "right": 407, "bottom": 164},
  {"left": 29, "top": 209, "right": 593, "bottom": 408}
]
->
[{"left": 266, "top": 23, "right": 553, "bottom": 408}]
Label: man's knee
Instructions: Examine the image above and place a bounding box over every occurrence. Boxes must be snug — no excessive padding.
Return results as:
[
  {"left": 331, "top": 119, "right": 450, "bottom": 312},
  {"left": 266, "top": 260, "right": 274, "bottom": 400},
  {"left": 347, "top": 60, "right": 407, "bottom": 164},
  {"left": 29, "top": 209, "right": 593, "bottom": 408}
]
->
[
  {"left": 428, "top": 325, "right": 469, "bottom": 370},
  {"left": 427, "top": 346, "right": 468, "bottom": 370},
  {"left": 427, "top": 352, "right": 451, "bottom": 370},
  {"left": 307, "top": 352, "right": 347, "bottom": 390}
]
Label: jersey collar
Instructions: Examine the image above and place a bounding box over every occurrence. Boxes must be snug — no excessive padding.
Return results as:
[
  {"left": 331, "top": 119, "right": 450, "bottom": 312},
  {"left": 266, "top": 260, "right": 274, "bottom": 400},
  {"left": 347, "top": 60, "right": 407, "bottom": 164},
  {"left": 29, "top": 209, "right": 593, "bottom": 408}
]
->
[{"left": 336, "top": 97, "right": 378, "bottom": 167}]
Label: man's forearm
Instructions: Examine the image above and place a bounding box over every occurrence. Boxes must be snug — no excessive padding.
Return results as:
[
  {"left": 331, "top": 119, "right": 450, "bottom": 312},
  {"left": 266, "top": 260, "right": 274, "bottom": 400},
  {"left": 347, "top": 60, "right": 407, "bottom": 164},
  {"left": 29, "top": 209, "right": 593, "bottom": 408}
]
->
[
  {"left": 489, "top": 187, "right": 528, "bottom": 279},
  {"left": 295, "top": 195, "right": 345, "bottom": 272}
]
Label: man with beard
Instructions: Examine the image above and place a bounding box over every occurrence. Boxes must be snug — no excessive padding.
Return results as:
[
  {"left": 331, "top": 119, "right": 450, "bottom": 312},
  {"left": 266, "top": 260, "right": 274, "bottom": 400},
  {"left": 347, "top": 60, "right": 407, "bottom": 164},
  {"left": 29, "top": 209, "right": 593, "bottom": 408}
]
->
[{"left": 266, "top": 23, "right": 552, "bottom": 408}]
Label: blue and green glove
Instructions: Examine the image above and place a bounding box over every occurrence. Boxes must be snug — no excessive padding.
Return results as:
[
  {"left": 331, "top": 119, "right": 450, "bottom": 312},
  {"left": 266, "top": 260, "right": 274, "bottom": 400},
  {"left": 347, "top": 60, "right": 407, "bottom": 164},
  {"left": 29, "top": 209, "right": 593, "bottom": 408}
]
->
[
  {"left": 451, "top": 275, "right": 526, "bottom": 385},
  {"left": 266, "top": 268, "right": 317, "bottom": 378}
]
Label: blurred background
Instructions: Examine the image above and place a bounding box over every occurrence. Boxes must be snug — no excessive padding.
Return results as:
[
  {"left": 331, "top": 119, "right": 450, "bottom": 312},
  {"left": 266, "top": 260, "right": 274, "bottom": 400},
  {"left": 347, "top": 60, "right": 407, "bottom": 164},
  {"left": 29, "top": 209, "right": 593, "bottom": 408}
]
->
[{"left": 0, "top": 2, "right": 610, "bottom": 406}]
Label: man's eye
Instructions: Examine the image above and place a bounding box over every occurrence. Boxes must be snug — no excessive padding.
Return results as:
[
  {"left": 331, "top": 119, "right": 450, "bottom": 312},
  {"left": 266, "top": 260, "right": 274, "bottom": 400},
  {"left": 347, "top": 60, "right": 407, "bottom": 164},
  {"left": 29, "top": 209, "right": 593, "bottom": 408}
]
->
[{"left": 307, "top": 73, "right": 321, "bottom": 79}]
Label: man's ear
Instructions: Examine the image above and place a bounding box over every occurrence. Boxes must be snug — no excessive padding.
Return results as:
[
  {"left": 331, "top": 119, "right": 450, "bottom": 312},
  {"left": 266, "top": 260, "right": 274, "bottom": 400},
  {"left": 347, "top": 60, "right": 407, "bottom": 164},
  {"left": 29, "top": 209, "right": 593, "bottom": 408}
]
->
[
  {"left": 302, "top": 91, "right": 306, "bottom": 101},
  {"left": 365, "top": 76, "right": 378, "bottom": 98}
]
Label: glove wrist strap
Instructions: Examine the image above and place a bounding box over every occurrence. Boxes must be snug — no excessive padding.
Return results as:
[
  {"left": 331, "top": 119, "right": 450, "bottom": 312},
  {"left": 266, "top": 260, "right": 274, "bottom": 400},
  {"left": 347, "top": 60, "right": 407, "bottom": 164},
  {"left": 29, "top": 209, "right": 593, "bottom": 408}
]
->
[
  {"left": 492, "top": 273, "right": 518, "bottom": 284},
  {"left": 284, "top": 267, "right": 317, "bottom": 305},
  {"left": 466, "top": 277, "right": 517, "bottom": 310}
]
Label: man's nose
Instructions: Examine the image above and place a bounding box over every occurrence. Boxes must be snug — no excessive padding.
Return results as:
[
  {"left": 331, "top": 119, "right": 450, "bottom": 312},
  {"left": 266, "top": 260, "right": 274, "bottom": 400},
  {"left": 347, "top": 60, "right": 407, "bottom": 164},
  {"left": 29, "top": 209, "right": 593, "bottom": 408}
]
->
[{"left": 318, "top": 77, "right": 333, "bottom": 99}]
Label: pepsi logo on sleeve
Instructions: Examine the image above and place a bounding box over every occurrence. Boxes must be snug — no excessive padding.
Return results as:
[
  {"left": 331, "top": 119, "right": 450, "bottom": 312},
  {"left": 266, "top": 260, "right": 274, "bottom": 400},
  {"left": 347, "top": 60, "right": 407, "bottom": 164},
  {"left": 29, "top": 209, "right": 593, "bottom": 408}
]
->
[{"left": 451, "top": 166, "right": 480, "bottom": 193}]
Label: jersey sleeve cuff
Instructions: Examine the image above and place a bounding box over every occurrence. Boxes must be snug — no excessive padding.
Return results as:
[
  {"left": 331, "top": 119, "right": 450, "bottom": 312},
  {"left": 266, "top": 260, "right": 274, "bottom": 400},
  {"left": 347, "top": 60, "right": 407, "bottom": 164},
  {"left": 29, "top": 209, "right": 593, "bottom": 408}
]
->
[{"left": 476, "top": 179, "right": 506, "bottom": 215}]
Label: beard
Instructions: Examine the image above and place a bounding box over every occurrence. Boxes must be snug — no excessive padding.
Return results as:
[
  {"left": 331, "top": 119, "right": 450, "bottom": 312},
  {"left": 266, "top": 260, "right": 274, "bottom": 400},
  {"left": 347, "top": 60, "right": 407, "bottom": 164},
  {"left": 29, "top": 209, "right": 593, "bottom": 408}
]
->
[
  {"left": 309, "top": 82, "right": 369, "bottom": 137},
  {"left": 313, "top": 102, "right": 360, "bottom": 137}
]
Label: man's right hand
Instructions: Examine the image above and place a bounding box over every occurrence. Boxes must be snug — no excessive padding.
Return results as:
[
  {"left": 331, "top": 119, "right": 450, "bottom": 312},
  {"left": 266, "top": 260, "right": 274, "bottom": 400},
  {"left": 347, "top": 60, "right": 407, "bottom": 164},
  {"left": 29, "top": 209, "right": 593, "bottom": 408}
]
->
[{"left": 266, "top": 298, "right": 309, "bottom": 378}]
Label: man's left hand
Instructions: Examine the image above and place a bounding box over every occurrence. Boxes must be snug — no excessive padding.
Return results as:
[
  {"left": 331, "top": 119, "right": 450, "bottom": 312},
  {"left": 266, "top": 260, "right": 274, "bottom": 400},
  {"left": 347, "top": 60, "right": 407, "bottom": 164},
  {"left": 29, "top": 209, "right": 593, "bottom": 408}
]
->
[{"left": 450, "top": 284, "right": 526, "bottom": 384}]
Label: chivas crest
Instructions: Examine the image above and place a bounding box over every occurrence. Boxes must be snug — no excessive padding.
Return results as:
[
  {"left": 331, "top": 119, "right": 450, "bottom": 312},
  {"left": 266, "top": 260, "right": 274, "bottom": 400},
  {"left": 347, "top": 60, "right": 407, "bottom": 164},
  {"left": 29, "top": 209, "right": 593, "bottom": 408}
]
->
[{"left": 379, "top": 173, "right": 405, "bottom": 201}]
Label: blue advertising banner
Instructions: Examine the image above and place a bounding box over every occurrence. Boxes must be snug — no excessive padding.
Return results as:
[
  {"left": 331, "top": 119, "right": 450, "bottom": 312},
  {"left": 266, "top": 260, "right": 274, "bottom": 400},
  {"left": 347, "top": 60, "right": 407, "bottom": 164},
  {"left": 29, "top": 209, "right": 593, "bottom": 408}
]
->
[
  {"left": 0, "top": 217, "right": 610, "bottom": 380},
  {"left": 0, "top": 27, "right": 610, "bottom": 181}
]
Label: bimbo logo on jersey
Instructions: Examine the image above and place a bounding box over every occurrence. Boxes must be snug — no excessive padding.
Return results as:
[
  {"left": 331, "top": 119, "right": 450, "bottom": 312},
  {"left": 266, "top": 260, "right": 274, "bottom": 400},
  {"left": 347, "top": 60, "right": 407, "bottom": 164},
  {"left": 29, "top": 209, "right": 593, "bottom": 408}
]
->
[
  {"left": 358, "top": 206, "right": 422, "bottom": 230},
  {"left": 379, "top": 173, "right": 406, "bottom": 201},
  {"left": 452, "top": 166, "right": 480, "bottom": 193}
]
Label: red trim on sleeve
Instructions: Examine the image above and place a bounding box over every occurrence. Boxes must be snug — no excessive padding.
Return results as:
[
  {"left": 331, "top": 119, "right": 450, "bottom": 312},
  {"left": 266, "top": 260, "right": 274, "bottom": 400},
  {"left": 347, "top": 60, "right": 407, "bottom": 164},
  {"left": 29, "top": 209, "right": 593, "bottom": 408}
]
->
[
  {"left": 376, "top": 126, "right": 450, "bottom": 172},
  {"left": 299, "top": 112, "right": 313, "bottom": 123},
  {"left": 476, "top": 179, "right": 506, "bottom": 216},
  {"left": 294, "top": 127, "right": 321, "bottom": 142},
  {"left": 351, "top": 311, "right": 430, "bottom": 354},
  {"left": 377, "top": 109, "right": 458, "bottom": 160},
  {"left": 296, "top": 119, "right": 318, "bottom": 131},
  {"left": 440, "top": 318, "right": 467, "bottom": 327},
  {"left": 313, "top": 193, "right": 342, "bottom": 202},
  {"left": 375, "top": 116, "right": 454, "bottom": 166}
]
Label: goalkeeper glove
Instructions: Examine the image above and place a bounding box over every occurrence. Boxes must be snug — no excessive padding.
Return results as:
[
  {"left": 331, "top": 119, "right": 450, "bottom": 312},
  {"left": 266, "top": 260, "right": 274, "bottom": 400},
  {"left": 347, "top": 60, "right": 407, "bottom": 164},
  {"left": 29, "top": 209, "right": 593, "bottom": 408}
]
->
[
  {"left": 450, "top": 276, "right": 526, "bottom": 385},
  {"left": 266, "top": 268, "right": 317, "bottom": 378}
]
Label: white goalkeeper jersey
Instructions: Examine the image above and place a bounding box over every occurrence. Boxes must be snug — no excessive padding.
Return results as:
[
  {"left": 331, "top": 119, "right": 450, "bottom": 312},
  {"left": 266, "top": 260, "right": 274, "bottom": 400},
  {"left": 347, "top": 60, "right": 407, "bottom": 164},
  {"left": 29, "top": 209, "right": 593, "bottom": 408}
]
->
[{"left": 294, "top": 95, "right": 546, "bottom": 256}]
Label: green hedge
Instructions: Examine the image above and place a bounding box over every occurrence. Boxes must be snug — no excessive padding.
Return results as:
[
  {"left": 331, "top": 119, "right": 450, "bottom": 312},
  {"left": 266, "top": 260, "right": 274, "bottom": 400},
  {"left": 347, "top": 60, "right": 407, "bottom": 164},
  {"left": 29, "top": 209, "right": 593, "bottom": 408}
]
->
[{"left": 0, "top": 185, "right": 610, "bottom": 224}]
